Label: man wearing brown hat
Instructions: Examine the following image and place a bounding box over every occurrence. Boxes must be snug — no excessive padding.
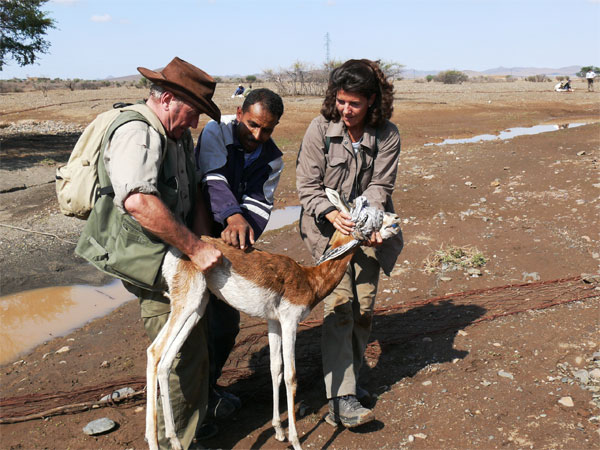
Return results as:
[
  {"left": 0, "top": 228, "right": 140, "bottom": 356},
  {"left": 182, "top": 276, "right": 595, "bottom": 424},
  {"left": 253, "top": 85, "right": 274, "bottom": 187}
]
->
[{"left": 76, "top": 57, "right": 223, "bottom": 449}]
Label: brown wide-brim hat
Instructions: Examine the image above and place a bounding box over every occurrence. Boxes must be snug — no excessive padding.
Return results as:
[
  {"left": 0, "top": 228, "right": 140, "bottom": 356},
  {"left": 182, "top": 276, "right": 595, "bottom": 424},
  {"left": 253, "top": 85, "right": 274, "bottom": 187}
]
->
[{"left": 138, "top": 57, "right": 221, "bottom": 122}]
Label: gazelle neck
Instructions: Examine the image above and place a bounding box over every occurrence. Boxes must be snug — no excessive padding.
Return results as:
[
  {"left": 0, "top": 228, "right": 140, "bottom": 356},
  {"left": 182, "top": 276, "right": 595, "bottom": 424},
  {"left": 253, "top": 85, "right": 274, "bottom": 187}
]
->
[{"left": 304, "top": 230, "right": 359, "bottom": 308}]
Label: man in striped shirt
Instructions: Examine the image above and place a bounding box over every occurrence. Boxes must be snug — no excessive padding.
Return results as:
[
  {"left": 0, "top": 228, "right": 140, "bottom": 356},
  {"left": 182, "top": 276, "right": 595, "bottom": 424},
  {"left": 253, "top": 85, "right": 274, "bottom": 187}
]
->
[{"left": 193, "top": 88, "right": 284, "bottom": 438}]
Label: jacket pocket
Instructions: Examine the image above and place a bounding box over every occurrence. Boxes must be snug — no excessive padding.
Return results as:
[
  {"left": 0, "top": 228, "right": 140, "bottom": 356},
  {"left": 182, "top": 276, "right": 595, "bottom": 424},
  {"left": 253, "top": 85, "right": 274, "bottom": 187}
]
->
[
  {"left": 324, "top": 152, "right": 348, "bottom": 189},
  {"left": 104, "top": 215, "right": 166, "bottom": 288}
]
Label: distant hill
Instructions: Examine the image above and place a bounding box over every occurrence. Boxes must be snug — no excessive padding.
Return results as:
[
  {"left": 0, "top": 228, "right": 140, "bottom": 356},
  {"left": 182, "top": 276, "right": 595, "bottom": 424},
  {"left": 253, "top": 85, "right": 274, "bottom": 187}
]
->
[
  {"left": 402, "top": 65, "right": 582, "bottom": 79},
  {"left": 481, "top": 66, "right": 581, "bottom": 77},
  {"left": 106, "top": 73, "right": 144, "bottom": 82},
  {"left": 107, "top": 65, "right": 584, "bottom": 81}
]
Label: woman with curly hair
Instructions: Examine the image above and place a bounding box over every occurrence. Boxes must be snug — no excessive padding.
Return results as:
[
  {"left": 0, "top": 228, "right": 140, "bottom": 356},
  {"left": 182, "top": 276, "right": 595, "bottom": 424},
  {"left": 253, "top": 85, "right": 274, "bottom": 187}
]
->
[{"left": 296, "top": 59, "right": 403, "bottom": 427}]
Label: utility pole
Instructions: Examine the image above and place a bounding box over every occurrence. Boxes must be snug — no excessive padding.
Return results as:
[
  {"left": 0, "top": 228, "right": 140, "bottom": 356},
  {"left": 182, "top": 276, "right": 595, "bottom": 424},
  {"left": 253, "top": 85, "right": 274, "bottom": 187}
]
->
[{"left": 325, "top": 32, "right": 330, "bottom": 67}]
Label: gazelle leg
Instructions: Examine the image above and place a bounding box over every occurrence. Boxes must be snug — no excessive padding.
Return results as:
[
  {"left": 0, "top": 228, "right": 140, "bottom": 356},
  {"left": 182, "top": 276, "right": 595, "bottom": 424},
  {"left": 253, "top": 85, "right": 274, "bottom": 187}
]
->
[
  {"left": 268, "top": 320, "right": 285, "bottom": 442},
  {"left": 281, "top": 320, "right": 302, "bottom": 450},
  {"left": 158, "top": 309, "right": 203, "bottom": 450},
  {"left": 145, "top": 315, "right": 174, "bottom": 450},
  {"left": 147, "top": 271, "right": 209, "bottom": 450}
]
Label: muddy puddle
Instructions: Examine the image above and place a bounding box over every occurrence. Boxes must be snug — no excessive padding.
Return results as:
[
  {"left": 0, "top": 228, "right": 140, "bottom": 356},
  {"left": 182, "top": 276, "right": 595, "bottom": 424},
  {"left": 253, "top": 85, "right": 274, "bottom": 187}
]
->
[
  {"left": 425, "top": 122, "right": 590, "bottom": 146},
  {"left": 0, "top": 281, "right": 134, "bottom": 364}
]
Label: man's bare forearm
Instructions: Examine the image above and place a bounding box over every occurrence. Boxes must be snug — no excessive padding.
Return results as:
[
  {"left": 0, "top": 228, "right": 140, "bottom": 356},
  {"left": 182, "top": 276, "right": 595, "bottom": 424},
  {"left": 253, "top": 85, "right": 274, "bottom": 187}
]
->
[{"left": 123, "top": 192, "right": 221, "bottom": 271}]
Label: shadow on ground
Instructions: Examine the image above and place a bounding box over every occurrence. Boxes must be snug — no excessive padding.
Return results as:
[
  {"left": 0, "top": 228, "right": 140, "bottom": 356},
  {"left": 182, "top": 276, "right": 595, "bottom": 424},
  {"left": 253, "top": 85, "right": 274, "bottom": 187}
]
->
[
  {"left": 202, "top": 300, "right": 487, "bottom": 449},
  {"left": 0, "top": 133, "right": 80, "bottom": 170}
]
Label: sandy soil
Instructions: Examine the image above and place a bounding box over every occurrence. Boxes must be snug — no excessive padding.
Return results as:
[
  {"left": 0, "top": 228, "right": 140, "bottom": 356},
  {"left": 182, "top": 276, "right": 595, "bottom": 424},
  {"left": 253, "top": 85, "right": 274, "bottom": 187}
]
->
[{"left": 1, "top": 80, "right": 599, "bottom": 449}]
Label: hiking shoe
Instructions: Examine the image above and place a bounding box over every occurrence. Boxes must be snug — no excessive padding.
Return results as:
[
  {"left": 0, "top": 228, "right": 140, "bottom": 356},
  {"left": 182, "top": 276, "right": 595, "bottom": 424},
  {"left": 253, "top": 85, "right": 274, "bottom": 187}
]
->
[
  {"left": 207, "top": 387, "right": 241, "bottom": 419},
  {"left": 326, "top": 395, "right": 375, "bottom": 428}
]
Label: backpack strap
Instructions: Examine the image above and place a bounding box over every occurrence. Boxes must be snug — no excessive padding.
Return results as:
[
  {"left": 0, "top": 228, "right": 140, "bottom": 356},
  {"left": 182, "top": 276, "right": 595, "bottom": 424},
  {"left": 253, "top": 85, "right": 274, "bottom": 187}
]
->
[
  {"left": 373, "top": 130, "right": 378, "bottom": 157},
  {"left": 96, "top": 110, "right": 165, "bottom": 197},
  {"left": 325, "top": 136, "right": 331, "bottom": 154}
]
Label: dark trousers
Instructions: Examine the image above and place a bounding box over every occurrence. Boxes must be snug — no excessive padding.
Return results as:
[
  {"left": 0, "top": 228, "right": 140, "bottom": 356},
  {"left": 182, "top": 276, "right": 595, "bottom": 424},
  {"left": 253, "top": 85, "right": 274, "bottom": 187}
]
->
[{"left": 207, "top": 294, "right": 241, "bottom": 387}]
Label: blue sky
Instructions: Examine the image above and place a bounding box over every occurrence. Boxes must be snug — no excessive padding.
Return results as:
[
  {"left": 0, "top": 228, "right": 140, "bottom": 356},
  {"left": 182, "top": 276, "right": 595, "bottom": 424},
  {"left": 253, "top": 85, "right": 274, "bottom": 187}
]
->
[{"left": 2, "top": 0, "right": 599, "bottom": 80}]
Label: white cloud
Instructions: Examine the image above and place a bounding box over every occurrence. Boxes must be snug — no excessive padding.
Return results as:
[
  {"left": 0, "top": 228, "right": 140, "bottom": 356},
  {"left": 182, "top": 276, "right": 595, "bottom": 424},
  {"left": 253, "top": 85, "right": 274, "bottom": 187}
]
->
[{"left": 91, "top": 14, "right": 112, "bottom": 23}]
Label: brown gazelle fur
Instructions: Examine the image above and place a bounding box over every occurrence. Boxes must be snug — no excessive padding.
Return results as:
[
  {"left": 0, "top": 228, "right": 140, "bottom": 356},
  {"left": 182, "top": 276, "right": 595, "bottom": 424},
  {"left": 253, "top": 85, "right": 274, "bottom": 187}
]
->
[{"left": 145, "top": 189, "right": 402, "bottom": 450}]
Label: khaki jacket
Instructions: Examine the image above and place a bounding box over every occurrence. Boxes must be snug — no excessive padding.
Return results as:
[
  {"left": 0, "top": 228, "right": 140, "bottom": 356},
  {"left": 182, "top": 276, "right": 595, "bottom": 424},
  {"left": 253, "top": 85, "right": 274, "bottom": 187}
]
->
[{"left": 296, "top": 115, "right": 403, "bottom": 275}]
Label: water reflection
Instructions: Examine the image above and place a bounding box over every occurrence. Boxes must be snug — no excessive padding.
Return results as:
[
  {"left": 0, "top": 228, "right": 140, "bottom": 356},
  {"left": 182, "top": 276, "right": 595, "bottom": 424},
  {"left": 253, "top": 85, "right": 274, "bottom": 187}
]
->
[
  {"left": 425, "top": 122, "right": 589, "bottom": 146},
  {"left": 0, "top": 281, "right": 134, "bottom": 364}
]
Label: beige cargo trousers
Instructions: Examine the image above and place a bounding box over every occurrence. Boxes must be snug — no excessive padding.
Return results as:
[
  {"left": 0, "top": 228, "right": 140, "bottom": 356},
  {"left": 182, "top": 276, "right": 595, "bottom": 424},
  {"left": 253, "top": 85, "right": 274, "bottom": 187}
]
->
[{"left": 321, "top": 246, "right": 380, "bottom": 399}]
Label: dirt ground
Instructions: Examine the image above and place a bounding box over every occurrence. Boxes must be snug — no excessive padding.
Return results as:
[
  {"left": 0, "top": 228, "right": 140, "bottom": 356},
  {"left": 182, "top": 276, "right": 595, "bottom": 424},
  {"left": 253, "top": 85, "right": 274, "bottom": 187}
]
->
[{"left": 1, "top": 79, "right": 599, "bottom": 450}]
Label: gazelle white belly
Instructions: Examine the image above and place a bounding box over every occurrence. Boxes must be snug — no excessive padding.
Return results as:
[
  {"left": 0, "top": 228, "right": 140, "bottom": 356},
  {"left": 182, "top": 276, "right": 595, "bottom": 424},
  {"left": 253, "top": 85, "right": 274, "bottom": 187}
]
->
[
  {"left": 206, "top": 268, "right": 308, "bottom": 322},
  {"left": 206, "top": 269, "right": 280, "bottom": 319}
]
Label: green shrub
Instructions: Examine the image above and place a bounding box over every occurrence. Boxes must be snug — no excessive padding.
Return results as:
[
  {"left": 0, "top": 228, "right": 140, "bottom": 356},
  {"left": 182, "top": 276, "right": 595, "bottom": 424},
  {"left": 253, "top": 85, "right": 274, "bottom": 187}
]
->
[
  {"left": 77, "top": 81, "right": 99, "bottom": 90},
  {"left": 525, "top": 74, "right": 550, "bottom": 82},
  {"left": 425, "top": 74, "right": 434, "bottom": 82},
  {"left": 435, "top": 70, "right": 468, "bottom": 84},
  {"left": 0, "top": 81, "right": 24, "bottom": 93},
  {"left": 471, "top": 253, "right": 487, "bottom": 267},
  {"left": 576, "top": 66, "right": 600, "bottom": 78}
]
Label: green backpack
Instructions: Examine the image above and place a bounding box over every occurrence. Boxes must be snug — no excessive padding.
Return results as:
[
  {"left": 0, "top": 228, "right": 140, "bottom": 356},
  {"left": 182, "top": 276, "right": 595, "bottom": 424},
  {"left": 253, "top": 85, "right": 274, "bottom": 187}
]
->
[{"left": 55, "top": 103, "right": 166, "bottom": 219}]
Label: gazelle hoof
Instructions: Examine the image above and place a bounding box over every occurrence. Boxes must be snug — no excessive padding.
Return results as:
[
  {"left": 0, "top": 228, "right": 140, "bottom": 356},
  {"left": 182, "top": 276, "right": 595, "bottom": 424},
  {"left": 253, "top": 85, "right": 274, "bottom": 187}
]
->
[
  {"left": 274, "top": 429, "right": 286, "bottom": 442},
  {"left": 168, "top": 437, "right": 183, "bottom": 450}
]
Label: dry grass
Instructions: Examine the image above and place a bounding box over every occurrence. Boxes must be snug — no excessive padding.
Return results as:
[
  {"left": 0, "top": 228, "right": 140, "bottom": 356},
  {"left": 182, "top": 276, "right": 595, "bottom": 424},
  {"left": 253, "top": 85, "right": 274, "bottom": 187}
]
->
[{"left": 423, "top": 245, "right": 487, "bottom": 274}]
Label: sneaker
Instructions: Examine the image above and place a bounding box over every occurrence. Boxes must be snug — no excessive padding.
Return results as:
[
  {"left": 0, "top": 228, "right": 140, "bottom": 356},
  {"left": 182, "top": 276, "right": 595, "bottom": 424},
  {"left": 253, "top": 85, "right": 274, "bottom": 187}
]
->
[
  {"left": 215, "top": 387, "right": 242, "bottom": 410},
  {"left": 326, "top": 395, "right": 375, "bottom": 428},
  {"left": 207, "top": 387, "right": 241, "bottom": 419},
  {"left": 194, "top": 422, "right": 218, "bottom": 441}
]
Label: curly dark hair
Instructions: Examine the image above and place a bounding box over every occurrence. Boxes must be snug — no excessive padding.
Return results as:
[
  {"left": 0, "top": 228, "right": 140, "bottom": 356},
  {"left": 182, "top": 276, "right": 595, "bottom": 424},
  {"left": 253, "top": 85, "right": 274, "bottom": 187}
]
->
[{"left": 320, "top": 59, "right": 394, "bottom": 129}]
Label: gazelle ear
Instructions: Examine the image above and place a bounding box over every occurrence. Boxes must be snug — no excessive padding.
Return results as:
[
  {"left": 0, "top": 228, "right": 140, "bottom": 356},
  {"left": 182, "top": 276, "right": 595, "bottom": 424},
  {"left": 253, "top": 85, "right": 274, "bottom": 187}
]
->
[{"left": 325, "top": 188, "right": 351, "bottom": 214}]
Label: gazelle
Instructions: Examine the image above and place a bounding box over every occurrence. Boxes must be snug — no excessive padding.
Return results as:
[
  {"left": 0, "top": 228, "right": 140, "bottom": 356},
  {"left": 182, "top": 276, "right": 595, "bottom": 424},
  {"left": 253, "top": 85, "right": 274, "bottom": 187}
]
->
[{"left": 146, "top": 188, "right": 402, "bottom": 450}]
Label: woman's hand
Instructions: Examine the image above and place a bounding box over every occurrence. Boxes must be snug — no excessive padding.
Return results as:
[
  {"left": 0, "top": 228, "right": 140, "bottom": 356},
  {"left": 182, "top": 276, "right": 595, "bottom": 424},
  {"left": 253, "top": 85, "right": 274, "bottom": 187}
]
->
[
  {"left": 326, "top": 210, "right": 355, "bottom": 235},
  {"left": 364, "top": 231, "right": 383, "bottom": 247}
]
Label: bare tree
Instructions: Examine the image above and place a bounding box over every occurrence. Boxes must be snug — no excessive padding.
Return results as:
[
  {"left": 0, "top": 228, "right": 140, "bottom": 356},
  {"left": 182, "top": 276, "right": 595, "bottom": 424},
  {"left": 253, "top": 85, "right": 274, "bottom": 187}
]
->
[{"left": 378, "top": 60, "right": 405, "bottom": 81}]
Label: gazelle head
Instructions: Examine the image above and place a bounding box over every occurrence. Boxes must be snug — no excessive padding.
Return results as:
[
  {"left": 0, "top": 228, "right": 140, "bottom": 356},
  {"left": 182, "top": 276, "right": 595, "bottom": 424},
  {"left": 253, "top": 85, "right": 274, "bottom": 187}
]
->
[{"left": 377, "top": 211, "right": 402, "bottom": 240}]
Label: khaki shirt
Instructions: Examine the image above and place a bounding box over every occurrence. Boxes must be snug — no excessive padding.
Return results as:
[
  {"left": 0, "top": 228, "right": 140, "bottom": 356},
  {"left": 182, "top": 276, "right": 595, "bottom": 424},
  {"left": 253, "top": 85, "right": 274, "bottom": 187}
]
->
[{"left": 104, "top": 121, "right": 193, "bottom": 221}]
